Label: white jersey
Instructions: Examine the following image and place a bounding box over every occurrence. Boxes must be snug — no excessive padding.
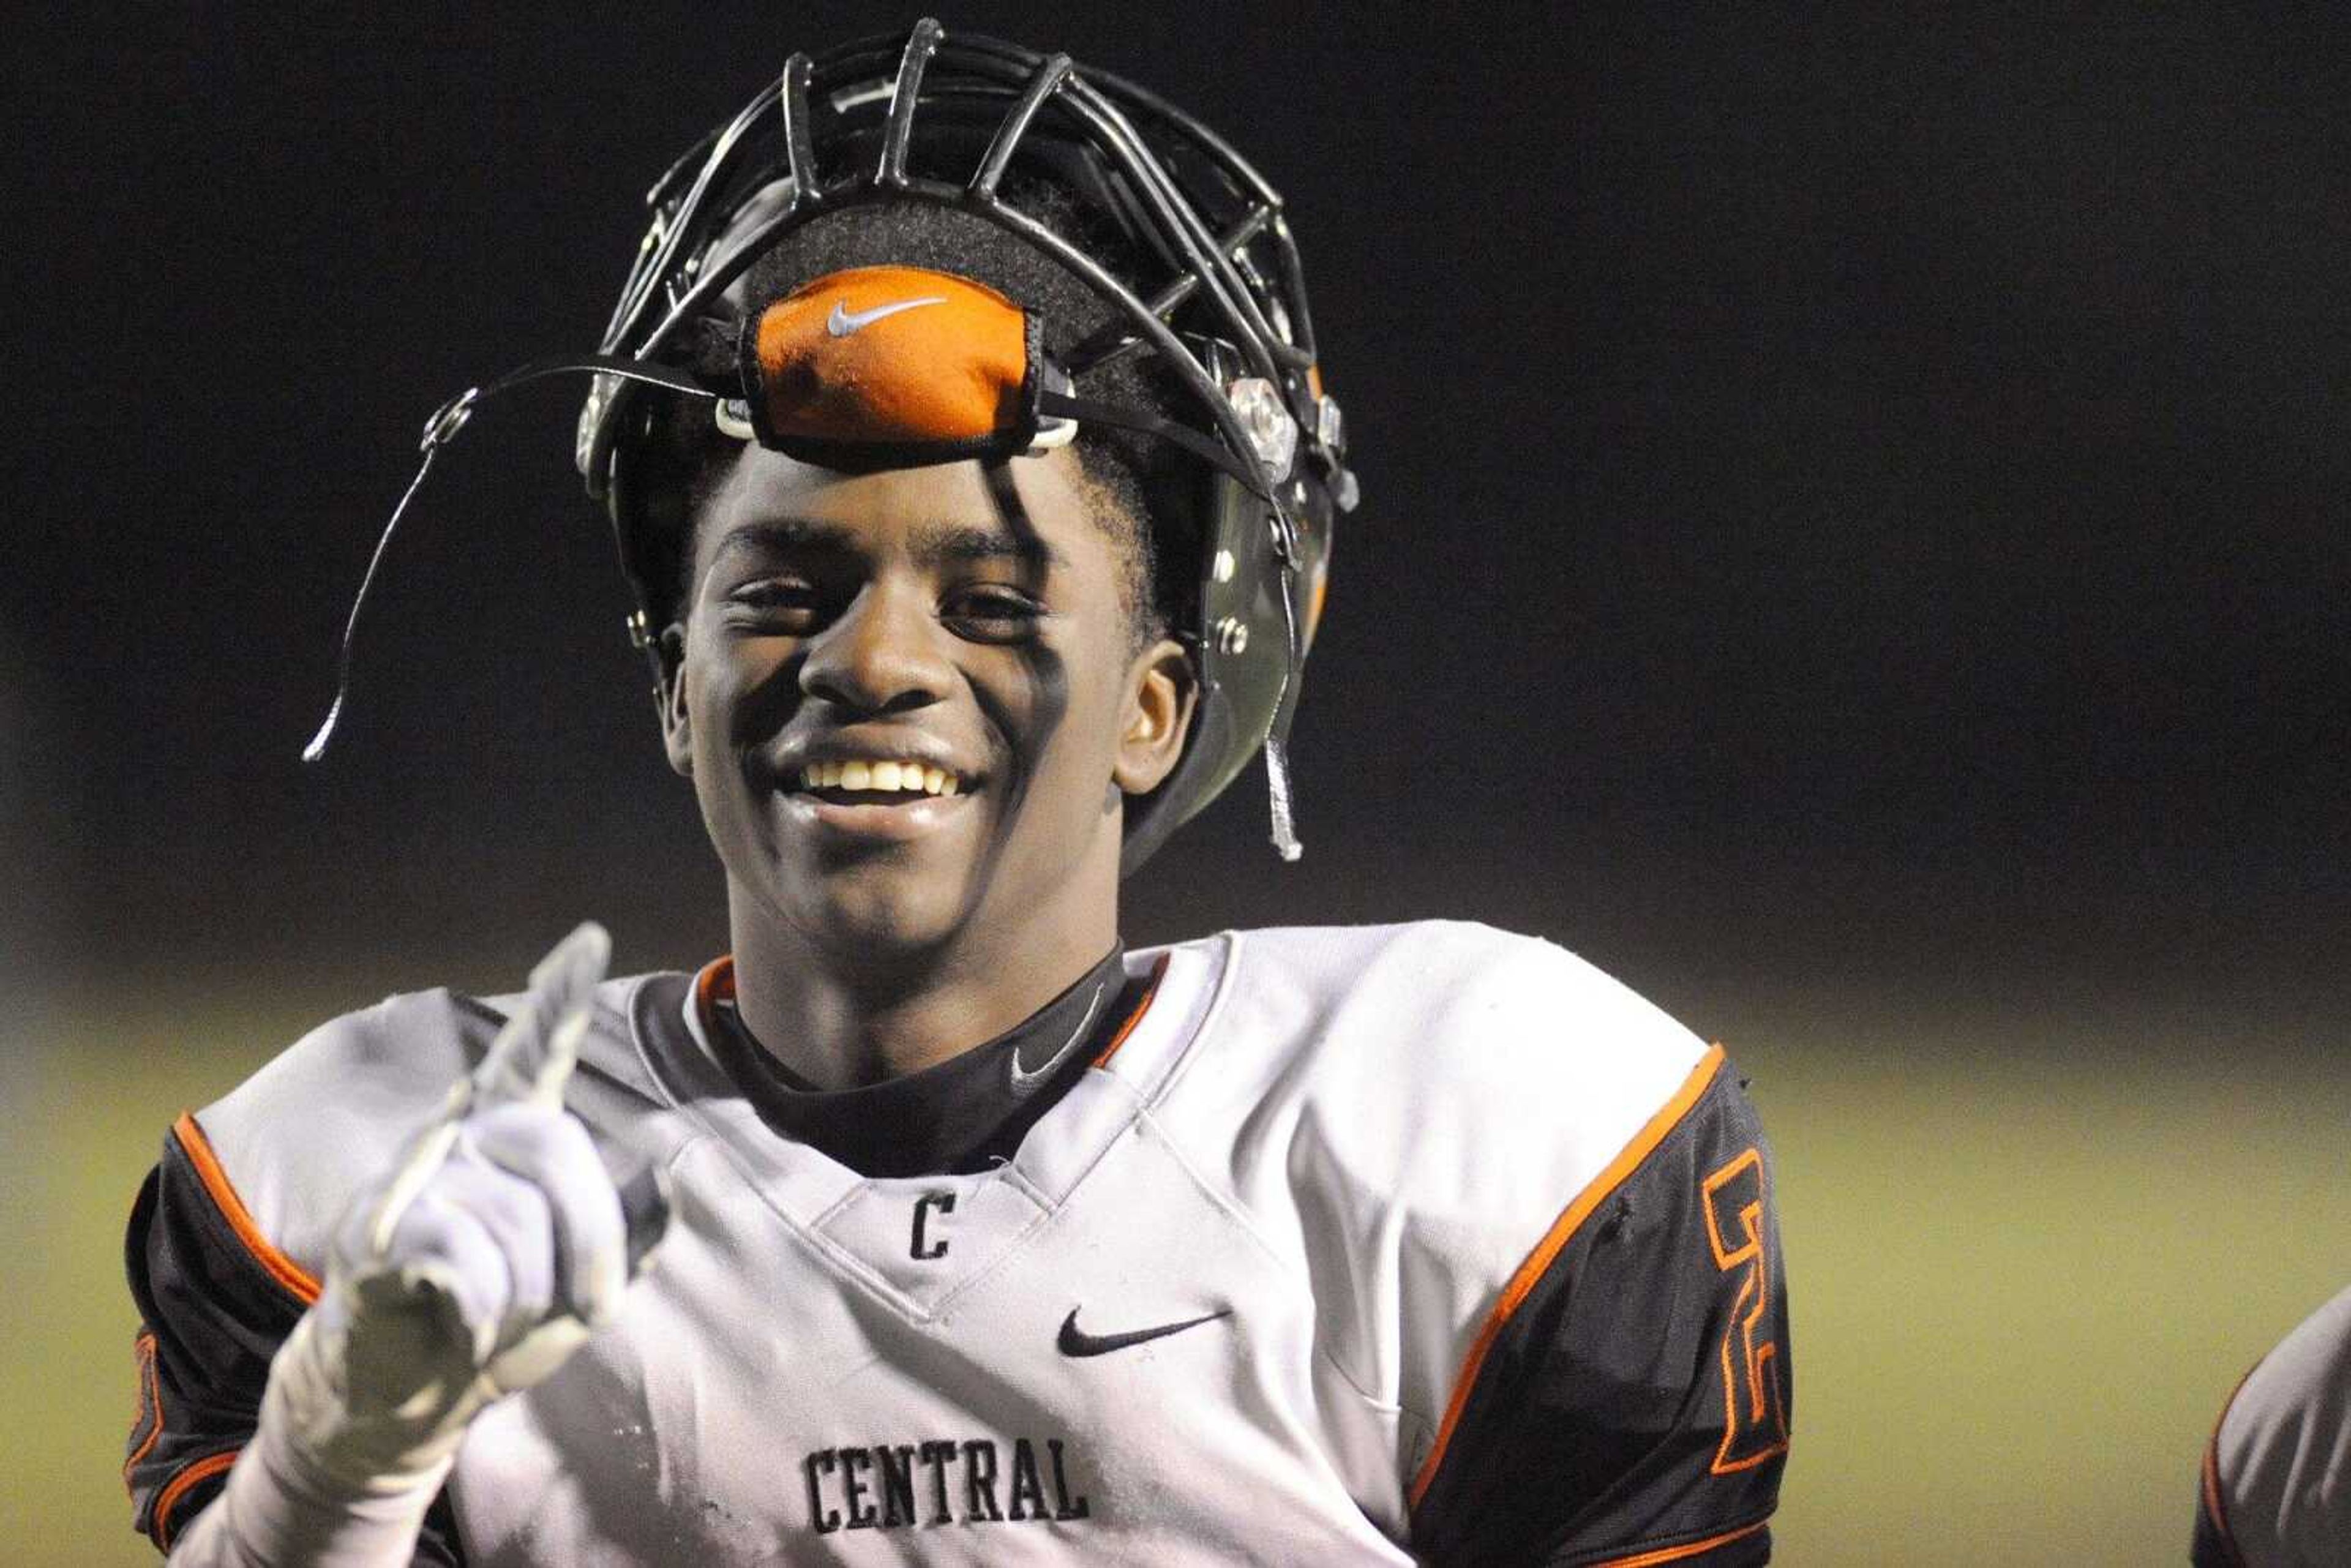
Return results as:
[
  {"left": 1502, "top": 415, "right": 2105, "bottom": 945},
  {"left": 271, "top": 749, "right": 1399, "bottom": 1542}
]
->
[
  {"left": 127, "top": 921, "right": 1791, "bottom": 1564},
  {"left": 2196, "top": 1284, "right": 2351, "bottom": 1567}
]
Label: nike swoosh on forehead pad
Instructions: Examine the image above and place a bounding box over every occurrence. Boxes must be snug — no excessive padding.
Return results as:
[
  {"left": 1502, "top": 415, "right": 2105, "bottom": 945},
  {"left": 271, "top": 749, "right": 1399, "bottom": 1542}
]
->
[{"left": 826, "top": 295, "right": 948, "bottom": 336}]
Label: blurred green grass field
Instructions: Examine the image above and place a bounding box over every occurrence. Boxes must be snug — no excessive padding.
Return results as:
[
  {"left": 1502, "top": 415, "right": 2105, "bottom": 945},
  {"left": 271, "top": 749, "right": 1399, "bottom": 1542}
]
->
[{"left": 11, "top": 985, "right": 2345, "bottom": 1566}]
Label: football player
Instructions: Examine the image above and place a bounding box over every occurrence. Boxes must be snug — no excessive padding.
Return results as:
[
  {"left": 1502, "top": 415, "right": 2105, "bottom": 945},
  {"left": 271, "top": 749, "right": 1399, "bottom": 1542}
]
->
[
  {"left": 2194, "top": 1284, "right": 2351, "bottom": 1566},
  {"left": 124, "top": 21, "right": 1793, "bottom": 1564}
]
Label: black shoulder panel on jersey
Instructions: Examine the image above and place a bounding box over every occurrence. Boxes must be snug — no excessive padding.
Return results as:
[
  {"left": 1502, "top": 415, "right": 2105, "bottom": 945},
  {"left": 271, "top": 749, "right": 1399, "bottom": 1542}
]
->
[
  {"left": 1409, "top": 1062, "right": 1791, "bottom": 1567},
  {"left": 123, "top": 1123, "right": 467, "bottom": 1564},
  {"left": 123, "top": 1124, "right": 310, "bottom": 1550}
]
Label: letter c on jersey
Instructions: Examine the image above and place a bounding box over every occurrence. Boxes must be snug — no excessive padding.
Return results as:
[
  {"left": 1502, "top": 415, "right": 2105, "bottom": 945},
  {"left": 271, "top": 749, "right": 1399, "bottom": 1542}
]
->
[{"left": 910, "top": 1191, "right": 956, "bottom": 1260}]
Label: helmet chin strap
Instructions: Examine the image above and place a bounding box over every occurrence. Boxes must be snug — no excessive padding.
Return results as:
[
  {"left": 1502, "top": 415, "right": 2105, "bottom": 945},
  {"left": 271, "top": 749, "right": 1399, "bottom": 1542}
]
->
[
  {"left": 300, "top": 441, "right": 441, "bottom": 764},
  {"left": 300, "top": 356, "right": 711, "bottom": 763},
  {"left": 1259, "top": 558, "right": 1306, "bottom": 861},
  {"left": 296, "top": 334, "right": 1269, "bottom": 767},
  {"left": 1262, "top": 733, "right": 1302, "bottom": 863}
]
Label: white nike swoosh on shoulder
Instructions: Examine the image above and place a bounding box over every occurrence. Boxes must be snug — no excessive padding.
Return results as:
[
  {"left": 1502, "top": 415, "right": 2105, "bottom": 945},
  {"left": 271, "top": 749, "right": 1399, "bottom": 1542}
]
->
[{"left": 827, "top": 296, "right": 948, "bottom": 336}]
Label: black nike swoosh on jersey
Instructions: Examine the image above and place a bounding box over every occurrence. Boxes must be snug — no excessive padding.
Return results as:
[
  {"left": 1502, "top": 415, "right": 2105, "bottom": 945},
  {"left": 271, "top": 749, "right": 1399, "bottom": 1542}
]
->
[{"left": 1056, "top": 1306, "right": 1232, "bottom": 1358}]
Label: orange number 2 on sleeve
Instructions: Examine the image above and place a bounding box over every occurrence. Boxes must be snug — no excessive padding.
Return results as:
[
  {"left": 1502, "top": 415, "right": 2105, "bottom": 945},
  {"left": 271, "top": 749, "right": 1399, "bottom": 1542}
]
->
[{"left": 1701, "top": 1147, "right": 1790, "bottom": 1474}]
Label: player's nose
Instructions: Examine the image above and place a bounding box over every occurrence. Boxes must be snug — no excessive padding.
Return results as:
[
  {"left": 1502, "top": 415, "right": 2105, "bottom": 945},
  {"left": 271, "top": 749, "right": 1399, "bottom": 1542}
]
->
[{"left": 798, "top": 578, "right": 952, "bottom": 715}]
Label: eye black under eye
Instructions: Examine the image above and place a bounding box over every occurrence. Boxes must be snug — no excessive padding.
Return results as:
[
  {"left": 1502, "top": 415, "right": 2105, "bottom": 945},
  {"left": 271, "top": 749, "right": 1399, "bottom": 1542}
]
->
[{"left": 942, "top": 585, "right": 1043, "bottom": 637}]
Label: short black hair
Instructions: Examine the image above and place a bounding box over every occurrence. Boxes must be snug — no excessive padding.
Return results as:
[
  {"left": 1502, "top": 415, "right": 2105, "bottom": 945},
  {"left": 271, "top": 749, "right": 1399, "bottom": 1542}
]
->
[{"left": 624, "top": 180, "right": 1202, "bottom": 649}]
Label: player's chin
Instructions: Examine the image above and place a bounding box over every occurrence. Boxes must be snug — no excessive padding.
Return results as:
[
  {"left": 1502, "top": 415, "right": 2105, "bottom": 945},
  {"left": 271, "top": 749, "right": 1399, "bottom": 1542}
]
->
[
  {"left": 781, "top": 858, "right": 986, "bottom": 961},
  {"left": 764, "top": 790, "right": 992, "bottom": 934}
]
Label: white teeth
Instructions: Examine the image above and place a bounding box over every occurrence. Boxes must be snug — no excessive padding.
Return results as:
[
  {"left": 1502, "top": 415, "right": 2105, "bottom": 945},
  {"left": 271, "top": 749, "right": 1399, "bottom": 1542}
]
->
[{"left": 801, "top": 759, "right": 964, "bottom": 796}]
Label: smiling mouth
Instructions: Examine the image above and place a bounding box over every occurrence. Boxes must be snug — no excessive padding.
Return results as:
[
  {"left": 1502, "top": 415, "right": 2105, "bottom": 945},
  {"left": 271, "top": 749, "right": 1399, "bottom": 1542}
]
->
[{"left": 791, "top": 757, "right": 967, "bottom": 808}]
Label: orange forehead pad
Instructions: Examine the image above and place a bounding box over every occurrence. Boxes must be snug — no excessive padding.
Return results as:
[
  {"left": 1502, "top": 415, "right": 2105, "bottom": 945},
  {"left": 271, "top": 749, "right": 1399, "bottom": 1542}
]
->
[{"left": 740, "top": 265, "right": 1040, "bottom": 464}]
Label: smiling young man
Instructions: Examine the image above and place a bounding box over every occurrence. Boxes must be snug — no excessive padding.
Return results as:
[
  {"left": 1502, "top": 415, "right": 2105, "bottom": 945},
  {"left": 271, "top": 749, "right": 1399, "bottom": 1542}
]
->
[
  {"left": 674, "top": 446, "right": 1190, "bottom": 1090},
  {"left": 123, "top": 22, "right": 1791, "bottom": 1566}
]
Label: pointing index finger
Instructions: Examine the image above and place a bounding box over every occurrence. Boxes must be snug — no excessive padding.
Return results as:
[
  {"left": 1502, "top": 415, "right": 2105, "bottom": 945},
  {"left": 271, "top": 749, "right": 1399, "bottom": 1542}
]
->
[{"left": 472, "top": 921, "right": 612, "bottom": 1111}]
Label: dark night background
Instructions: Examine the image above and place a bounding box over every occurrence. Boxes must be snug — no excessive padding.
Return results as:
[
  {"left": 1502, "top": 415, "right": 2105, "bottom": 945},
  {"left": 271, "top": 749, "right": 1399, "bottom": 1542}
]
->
[
  {"left": 10, "top": 5, "right": 2347, "bottom": 1007},
  {"left": 7, "top": 7, "right": 2347, "bottom": 1562}
]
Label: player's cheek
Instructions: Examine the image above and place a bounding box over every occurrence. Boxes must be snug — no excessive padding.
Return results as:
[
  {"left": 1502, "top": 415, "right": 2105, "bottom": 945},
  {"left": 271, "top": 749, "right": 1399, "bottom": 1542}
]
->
[
  {"left": 978, "top": 643, "right": 1071, "bottom": 798},
  {"left": 684, "top": 665, "right": 770, "bottom": 822}
]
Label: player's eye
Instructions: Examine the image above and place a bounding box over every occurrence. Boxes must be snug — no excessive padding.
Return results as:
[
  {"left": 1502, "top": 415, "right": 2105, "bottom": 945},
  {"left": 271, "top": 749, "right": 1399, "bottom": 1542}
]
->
[
  {"left": 939, "top": 583, "right": 1044, "bottom": 643},
  {"left": 724, "top": 576, "right": 825, "bottom": 632}
]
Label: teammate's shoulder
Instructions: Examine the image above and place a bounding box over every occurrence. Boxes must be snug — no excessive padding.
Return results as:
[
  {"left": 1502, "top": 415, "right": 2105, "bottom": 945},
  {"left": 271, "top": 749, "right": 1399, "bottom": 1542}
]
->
[{"left": 2203, "top": 1283, "right": 2351, "bottom": 1567}]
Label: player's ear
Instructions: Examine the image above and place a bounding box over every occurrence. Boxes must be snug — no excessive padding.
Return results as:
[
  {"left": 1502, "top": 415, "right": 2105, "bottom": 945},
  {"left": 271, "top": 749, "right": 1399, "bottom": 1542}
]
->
[
  {"left": 1112, "top": 635, "right": 1198, "bottom": 797},
  {"left": 654, "top": 623, "right": 692, "bottom": 778}
]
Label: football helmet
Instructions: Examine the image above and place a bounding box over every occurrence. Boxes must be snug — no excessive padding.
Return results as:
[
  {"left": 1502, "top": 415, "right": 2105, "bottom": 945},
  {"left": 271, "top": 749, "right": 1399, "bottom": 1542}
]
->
[{"left": 313, "top": 19, "right": 1355, "bottom": 869}]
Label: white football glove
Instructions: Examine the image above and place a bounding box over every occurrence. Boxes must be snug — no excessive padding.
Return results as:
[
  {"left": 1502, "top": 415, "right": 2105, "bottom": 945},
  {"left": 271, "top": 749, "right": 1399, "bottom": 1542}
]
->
[{"left": 264, "top": 921, "right": 669, "bottom": 1491}]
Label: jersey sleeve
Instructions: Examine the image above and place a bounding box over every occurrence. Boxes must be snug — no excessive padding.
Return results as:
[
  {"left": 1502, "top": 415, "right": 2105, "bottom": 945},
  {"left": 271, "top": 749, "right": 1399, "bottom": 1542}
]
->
[
  {"left": 1406, "top": 1057, "right": 1791, "bottom": 1567},
  {"left": 2193, "top": 1283, "right": 2351, "bottom": 1568},
  {"left": 123, "top": 1114, "right": 468, "bottom": 1564}
]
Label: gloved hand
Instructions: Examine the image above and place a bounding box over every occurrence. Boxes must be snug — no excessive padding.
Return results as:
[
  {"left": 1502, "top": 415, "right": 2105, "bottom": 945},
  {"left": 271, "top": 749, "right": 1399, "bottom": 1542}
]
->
[{"left": 263, "top": 921, "right": 670, "bottom": 1493}]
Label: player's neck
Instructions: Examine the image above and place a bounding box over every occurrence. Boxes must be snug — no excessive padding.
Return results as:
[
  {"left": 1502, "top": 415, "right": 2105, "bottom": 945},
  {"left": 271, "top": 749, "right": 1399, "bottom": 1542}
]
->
[{"left": 724, "top": 883, "right": 1122, "bottom": 1090}]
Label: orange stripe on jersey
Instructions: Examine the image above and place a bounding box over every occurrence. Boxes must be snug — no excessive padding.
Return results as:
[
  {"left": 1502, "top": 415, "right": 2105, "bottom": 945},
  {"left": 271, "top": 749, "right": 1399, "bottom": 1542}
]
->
[
  {"left": 696, "top": 954, "right": 737, "bottom": 1016},
  {"left": 122, "top": 1331, "right": 162, "bottom": 1495},
  {"left": 153, "top": 1448, "right": 239, "bottom": 1550},
  {"left": 1408, "top": 1044, "right": 1728, "bottom": 1510},
  {"left": 1090, "top": 953, "right": 1171, "bottom": 1068},
  {"left": 1592, "top": 1516, "right": 1770, "bottom": 1567},
  {"left": 173, "top": 1112, "right": 321, "bottom": 1306}
]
